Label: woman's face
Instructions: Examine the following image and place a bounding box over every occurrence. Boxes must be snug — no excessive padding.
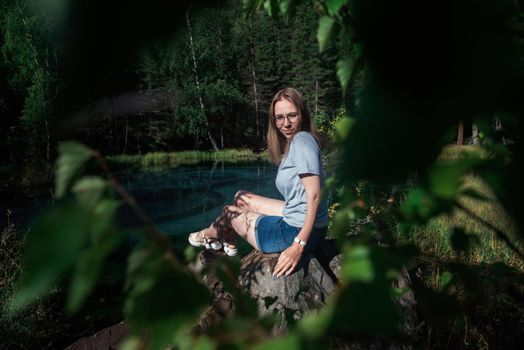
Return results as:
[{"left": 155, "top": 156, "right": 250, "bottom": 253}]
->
[{"left": 274, "top": 98, "right": 300, "bottom": 140}]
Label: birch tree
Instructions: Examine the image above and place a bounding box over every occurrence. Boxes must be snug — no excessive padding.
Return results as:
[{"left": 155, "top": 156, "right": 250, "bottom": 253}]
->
[{"left": 185, "top": 9, "right": 219, "bottom": 151}]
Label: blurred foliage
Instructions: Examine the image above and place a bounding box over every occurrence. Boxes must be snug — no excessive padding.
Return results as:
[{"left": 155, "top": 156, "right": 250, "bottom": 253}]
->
[{"left": 4, "top": 0, "right": 524, "bottom": 349}]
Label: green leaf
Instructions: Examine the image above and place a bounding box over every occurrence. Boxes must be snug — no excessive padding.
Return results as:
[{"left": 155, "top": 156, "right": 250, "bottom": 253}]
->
[
  {"left": 193, "top": 336, "right": 215, "bottom": 350},
  {"left": 125, "top": 244, "right": 161, "bottom": 292},
  {"left": 67, "top": 230, "right": 122, "bottom": 313},
  {"left": 10, "top": 204, "right": 90, "bottom": 311},
  {"left": 90, "top": 199, "right": 121, "bottom": 243},
  {"left": 125, "top": 247, "right": 210, "bottom": 350},
  {"left": 126, "top": 272, "right": 210, "bottom": 350},
  {"left": 353, "top": 42, "right": 364, "bottom": 57},
  {"left": 279, "top": 0, "right": 294, "bottom": 17},
  {"left": 119, "top": 336, "right": 142, "bottom": 350},
  {"left": 333, "top": 115, "right": 356, "bottom": 142},
  {"left": 331, "top": 208, "right": 350, "bottom": 242},
  {"left": 439, "top": 271, "right": 454, "bottom": 291},
  {"left": 324, "top": 175, "right": 336, "bottom": 190},
  {"left": 429, "top": 163, "right": 467, "bottom": 201},
  {"left": 342, "top": 245, "right": 374, "bottom": 283},
  {"left": 263, "top": 0, "right": 279, "bottom": 17},
  {"left": 242, "top": 0, "right": 257, "bottom": 13},
  {"left": 252, "top": 333, "right": 300, "bottom": 350},
  {"left": 317, "top": 16, "right": 340, "bottom": 53},
  {"left": 330, "top": 279, "right": 400, "bottom": 335},
  {"left": 328, "top": 245, "right": 416, "bottom": 336},
  {"left": 326, "top": 0, "right": 348, "bottom": 16},
  {"left": 55, "top": 142, "right": 92, "bottom": 198},
  {"left": 298, "top": 302, "right": 335, "bottom": 340},
  {"left": 72, "top": 176, "right": 108, "bottom": 209},
  {"left": 184, "top": 245, "right": 197, "bottom": 263},
  {"left": 336, "top": 56, "right": 356, "bottom": 94},
  {"left": 400, "top": 187, "right": 444, "bottom": 224}
]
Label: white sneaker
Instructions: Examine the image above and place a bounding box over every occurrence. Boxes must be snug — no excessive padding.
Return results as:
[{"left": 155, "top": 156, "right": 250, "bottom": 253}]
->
[{"left": 188, "top": 230, "right": 223, "bottom": 250}]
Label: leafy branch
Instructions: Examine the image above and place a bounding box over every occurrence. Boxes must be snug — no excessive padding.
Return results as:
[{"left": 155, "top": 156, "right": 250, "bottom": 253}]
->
[{"left": 92, "top": 150, "right": 182, "bottom": 270}]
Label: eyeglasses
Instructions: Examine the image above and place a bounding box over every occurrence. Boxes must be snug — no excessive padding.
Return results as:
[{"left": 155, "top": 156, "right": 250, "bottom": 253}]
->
[{"left": 274, "top": 112, "right": 299, "bottom": 124}]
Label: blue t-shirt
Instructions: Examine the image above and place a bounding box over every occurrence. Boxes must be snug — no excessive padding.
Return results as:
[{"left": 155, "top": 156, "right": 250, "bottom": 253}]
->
[{"left": 275, "top": 131, "right": 329, "bottom": 228}]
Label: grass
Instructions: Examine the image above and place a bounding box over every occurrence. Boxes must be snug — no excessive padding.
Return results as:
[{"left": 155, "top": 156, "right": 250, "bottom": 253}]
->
[
  {"left": 389, "top": 159, "right": 524, "bottom": 349},
  {"left": 328, "top": 144, "right": 524, "bottom": 348},
  {"left": 108, "top": 149, "right": 266, "bottom": 171},
  {"left": 0, "top": 225, "right": 64, "bottom": 349},
  {"left": 396, "top": 143, "right": 523, "bottom": 269},
  {"left": 1, "top": 223, "right": 127, "bottom": 349},
  {"left": 397, "top": 175, "right": 523, "bottom": 269},
  {"left": 437, "top": 144, "right": 491, "bottom": 161}
]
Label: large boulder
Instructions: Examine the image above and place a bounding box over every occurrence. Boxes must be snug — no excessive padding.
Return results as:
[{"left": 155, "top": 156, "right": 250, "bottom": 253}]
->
[
  {"left": 66, "top": 240, "right": 417, "bottom": 349},
  {"left": 64, "top": 322, "right": 128, "bottom": 350},
  {"left": 238, "top": 249, "right": 338, "bottom": 333}
]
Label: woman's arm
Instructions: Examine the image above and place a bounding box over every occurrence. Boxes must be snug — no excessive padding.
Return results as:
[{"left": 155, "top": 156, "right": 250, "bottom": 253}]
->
[{"left": 273, "top": 174, "right": 321, "bottom": 277}]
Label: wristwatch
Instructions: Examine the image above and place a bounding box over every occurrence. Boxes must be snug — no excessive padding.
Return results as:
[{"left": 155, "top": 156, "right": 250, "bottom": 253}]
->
[{"left": 293, "top": 237, "right": 307, "bottom": 246}]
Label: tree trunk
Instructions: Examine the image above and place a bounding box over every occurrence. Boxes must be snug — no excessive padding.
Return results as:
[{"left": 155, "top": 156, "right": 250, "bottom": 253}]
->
[
  {"left": 45, "top": 118, "right": 50, "bottom": 160},
  {"left": 493, "top": 115, "right": 508, "bottom": 144},
  {"left": 315, "top": 79, "right": 319, "bottom": 118},
  {"left": 249, "top": 18, "right": 261, "bottom": 148},
  {"left": 18, "top": 6, "right": 40, "bottom": 68},
  {"left": 252, "top": 61, "right": 260, "bottom": 144},
  {"left": 124, "top": 117, "right": 129, "bottom": 154},
  {"left": 186, "top": 10, "right": 219, "bottom": 151},
  {"left": 457, "top": 121, "right": 464, "bottom": 145},
  {"left": 472, "top": 124, "right": 479, "bottom": 144}
]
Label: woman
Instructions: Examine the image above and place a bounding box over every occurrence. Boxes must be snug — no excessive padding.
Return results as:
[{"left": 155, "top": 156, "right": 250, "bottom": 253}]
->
[{"left": 188, "top": 87, "right": 328, "bottom": 277}]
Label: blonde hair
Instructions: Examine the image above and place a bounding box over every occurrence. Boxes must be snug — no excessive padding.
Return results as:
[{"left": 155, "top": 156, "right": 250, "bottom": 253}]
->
[{"left": 267, "top": 87, "right": 321, "bottom": 165}]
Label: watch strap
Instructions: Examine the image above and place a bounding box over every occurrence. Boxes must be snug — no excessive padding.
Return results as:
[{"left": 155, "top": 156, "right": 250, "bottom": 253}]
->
[{"left": 293, "top": 237, "right": 307, "bottom": 246}]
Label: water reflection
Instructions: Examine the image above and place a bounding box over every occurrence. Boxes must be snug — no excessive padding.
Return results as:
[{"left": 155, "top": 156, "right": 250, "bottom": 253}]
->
[
  {"left": 0, "top": 160, "right": 280, "bottom": 236},
  {"left": 118, "top": 160, "right": 280, "bottom": 236}
]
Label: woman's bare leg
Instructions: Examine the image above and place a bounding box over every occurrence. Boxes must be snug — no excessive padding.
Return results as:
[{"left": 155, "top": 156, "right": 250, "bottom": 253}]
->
[
  {"left": 201, "top": 205, "right": 239, "bottom": 240},
  {"left": 201, "top": 204, "right": 263, "bottom": 250},
  {"left": 197, "top": 190, "right": 283, "bottom": 250},
  {"left": 228, "top": 208, "right": 264, "bottom": 250},
  {"left": 234, "top": 190, "right": 284, "bottom": 216}
]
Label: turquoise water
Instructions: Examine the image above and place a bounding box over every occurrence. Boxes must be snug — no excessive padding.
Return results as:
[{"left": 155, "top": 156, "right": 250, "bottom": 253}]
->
[
  {"left": 1, "top": 160, "right": 281, "bottom": 237},
  {"left": 117, "top": 160, "right": 281, "bottom": 236}
]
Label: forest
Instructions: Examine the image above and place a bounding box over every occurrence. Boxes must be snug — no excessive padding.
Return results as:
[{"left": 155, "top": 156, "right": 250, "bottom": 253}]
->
[
  {"left": 2, "top": 0, "right": 524, "bottom": 349},
  {"left": 0, "top": 0, "right": 341, "bottom": 165}
]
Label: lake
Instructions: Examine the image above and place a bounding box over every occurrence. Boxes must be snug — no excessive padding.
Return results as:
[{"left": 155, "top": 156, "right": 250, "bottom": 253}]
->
[
  {"left": 2, "top": 160, "right": 281, "bottom": 244},
  {"left": 117, "top": 160, "right": 281, "bottom": 236}
]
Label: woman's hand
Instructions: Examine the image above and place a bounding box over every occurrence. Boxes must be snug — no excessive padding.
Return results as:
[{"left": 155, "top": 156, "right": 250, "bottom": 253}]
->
[{"left": 273, "top": 243, "right": 304, "bottom": 277}]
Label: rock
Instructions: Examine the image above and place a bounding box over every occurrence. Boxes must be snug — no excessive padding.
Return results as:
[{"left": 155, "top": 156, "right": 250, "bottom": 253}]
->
[
  {"left": 234, "top": 240, "right": 417, "bottom": 347},
  {"left": 239, "top": 249, "right": 338, "bottom": 333},
  {"left": 64, "top": 322, "right": 128, "bottom": 350},
  {"left": 393, "top": 268, "right": 418, "bottom": 338},
  {"left": 191, "top": 250, "right": 234, "bottom": 334},
  {"left": 65, "top": 241, "right": 418, "bottom": 349},
  {"left": 314, "top": 238, "right": 342, "bottom": 281}
]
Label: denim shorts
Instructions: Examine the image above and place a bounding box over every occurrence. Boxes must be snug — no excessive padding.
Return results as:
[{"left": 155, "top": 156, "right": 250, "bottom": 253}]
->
[{"left": 254, "top": 215, "right": 327, "bottom": 254}]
